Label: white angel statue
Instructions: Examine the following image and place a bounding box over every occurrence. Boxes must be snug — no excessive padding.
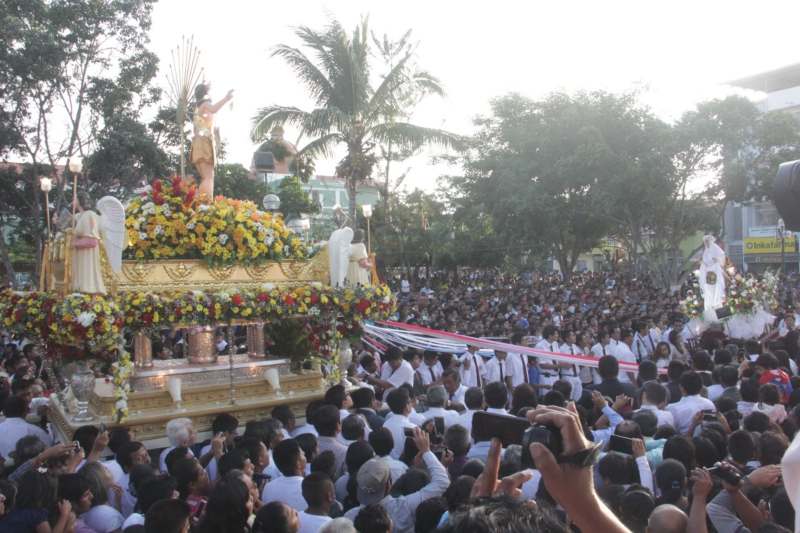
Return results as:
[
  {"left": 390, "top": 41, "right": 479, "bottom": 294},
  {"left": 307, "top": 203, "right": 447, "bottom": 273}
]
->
[
  {"left": 328, "top": 226, "right": 354, "bottom": 288},
  {"left": 696, "top": 235, "right": 726, "bottom": 320},
  {"left": 70, "top": 193, "right": 126, "bottom": 295}
]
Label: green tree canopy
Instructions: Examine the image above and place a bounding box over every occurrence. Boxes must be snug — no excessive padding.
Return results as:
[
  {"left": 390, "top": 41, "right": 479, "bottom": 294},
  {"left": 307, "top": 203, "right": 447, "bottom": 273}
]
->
[{"left": 251, "top": 17, "right": 464, "bottom": 223}]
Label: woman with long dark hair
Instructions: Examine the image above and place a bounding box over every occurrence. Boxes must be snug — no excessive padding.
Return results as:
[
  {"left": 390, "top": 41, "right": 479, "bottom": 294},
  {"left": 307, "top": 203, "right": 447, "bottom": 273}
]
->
[
  {"left": 0, "top": 470, "right": 72, "bottom": 533},
  {"left": 194, "top": 473, "right": 253, "bottom": 533}
]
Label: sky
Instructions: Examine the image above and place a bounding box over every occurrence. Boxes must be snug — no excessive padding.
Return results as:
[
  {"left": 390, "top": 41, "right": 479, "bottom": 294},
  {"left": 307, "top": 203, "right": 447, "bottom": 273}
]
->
[{"left": 148, "top": 0, "right": 800, "bottom": 192}]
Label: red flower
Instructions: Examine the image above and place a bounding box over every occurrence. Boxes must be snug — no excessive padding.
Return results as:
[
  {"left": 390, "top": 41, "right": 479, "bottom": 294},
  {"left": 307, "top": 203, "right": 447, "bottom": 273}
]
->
[
  {"left": 171, "top": 175, "right": 182, "bottom": 192},
  {"left": 355, "top": 299, "right": 371, "bottom": 313},
  {"left": 153, "top": 192, "right": 164, "bottom": 206},
  {"left": 142, "top": 312, "right": 152, "bottom": 324},
  {"left": 284, "top": 295, "right": 295, "bottom": 306},
  {"left": 231, "top": 294, "right": 243, "bottom": 307},
  {"left": 152, "top": 179, "right": 162, "bottom": 193},
  {"left": 310, "top": 292, "right": 319, "bottom": 304},
  {"left": 184, "top": 188, "right": 196, "bottom": 207},
  {"left": 14, "top": 309, "right": 23, "bottom": 321},
  {"left": 257, "top": 292, "right": 269, "bottom": 303}
]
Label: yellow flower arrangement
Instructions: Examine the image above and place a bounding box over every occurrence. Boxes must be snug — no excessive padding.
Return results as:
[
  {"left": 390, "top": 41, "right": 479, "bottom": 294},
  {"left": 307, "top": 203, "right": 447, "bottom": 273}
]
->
[{"left": 124, "top": 177, "right": 308, "bottom": 265}]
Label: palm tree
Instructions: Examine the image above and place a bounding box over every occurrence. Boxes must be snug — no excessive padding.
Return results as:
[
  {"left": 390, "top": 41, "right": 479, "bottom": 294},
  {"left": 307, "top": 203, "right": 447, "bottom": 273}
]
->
[{"left": 251, "top": 18, "right": 463, "bottom": 223}]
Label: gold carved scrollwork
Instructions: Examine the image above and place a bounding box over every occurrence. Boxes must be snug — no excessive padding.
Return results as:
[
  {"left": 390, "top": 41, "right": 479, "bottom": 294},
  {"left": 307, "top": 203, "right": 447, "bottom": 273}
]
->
[
  {"left": 123, "top": 262, "right": 154, "bottom": 283},
  {"left": 278, "top": 261, "right": 305, "bottom": 280},
  {"left": 163, "top": 262, "right": 195, "bottom": 281},
  {"left": 244, "top": 264, "right": 271, "bottom": 280},
  {"left": 207, "top": 265, "right": 234, "bottom": 281}
]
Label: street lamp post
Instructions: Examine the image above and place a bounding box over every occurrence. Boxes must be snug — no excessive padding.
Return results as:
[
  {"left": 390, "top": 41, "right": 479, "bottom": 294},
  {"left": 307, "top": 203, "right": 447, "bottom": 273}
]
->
[
  {"left": 39, "top": 177, "right": 52, "bottom": 236},
  {"left": 362, "top": 204, "right": 372, "bottom": 254},
  {"left": 778, "top": 219, "right": 786, "bottom": 273},
  {"left": 262, "top": 193, "right": 281, "bottom": 213}
]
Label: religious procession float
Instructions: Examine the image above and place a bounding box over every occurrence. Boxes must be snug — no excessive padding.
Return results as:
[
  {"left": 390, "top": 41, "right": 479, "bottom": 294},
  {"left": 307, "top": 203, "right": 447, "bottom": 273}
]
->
[
  {"left": 0, "top": 170, "right": 394, "bottom": 446},
  {"left": 681, "top": 235, "right": 778, "bottom": 340}
]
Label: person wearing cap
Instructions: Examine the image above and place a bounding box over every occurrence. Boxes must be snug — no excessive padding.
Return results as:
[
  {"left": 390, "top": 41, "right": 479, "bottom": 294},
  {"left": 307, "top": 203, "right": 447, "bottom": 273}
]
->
[
  {"left": 343, "top": 427, "right": 449, "bottom": 533},
  {"left": 421, "top": 385, "right": 459, "bottom": 429}
]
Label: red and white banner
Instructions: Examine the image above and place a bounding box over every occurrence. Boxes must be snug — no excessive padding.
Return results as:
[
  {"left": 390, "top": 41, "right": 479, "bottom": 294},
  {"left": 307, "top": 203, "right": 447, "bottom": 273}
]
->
[{"left": 364, "top": 320, "right": 641, "bottom": 372}]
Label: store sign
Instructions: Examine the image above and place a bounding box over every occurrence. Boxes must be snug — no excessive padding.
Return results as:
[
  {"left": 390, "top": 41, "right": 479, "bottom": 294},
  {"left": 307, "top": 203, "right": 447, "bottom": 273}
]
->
[{"left": 743, "top": 237, "right": 797, "bottom": 254}]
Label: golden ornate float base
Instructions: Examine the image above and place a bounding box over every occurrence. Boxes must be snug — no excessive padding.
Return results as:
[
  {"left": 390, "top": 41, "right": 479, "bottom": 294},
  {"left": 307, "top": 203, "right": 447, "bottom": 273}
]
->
[{"left": 48, "top": 357, "right": 324, "bottom": 447}]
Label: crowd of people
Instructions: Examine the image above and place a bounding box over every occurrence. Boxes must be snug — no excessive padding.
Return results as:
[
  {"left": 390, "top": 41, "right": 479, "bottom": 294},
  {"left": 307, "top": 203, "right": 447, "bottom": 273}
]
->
[{"left": 0, "top": 270, "right": 798, "bottom": 532}]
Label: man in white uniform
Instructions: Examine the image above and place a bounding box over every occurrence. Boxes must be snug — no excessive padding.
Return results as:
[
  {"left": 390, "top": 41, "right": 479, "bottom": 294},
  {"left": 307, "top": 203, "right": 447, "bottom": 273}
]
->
[
  {"left": 506, "top": 333, "right": 530, "bottom": 388},
  {"left": 365, "top": 347, "right": 414, "bottom": 394},
  {"left": 558, "top": 330, "right": 583, "bottom": 401},
  {"left": 457, "top": 345, "right": 486, "bottom": 389},
  {"left": 484, "top": 350, "right": 510, "bottom": 389},
  {"left": 418, "top": 351, "right": 443, "bottom": 387},
  {"left": 534, "top": 326, "right": 561, "bottom": 395},
  {"left": 611, "top": 329, "right": 638, "bottom": 384},
  {"left": 441, "top": 369, "right": 468, "bottom": 406},
  {"left": 633, "top": 321, "right": 656, "bottom": 362},
  {"left": 590, "top": 331, "right": 613, "bottom": 385}
]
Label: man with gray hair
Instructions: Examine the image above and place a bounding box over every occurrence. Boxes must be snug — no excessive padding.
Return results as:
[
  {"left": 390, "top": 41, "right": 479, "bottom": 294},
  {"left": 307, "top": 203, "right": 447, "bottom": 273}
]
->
[
  {"left": 159, "top": 417, "right": 196, "bottom": 472},
  {"left": 421, "top": 385, "right": 459, "bottom": 429},
  {"left": 319, "top": 517, "right": 357, "bottom": 533}
]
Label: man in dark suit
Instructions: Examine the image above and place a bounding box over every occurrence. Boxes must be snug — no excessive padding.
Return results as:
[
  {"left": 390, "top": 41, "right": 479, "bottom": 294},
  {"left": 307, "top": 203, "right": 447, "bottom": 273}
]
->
[
  {"left": 351, "top": 386, "right": 384, "bottom": 432},
  {"left": 590, "top": 356, "right": 637, "bottom": 400}
]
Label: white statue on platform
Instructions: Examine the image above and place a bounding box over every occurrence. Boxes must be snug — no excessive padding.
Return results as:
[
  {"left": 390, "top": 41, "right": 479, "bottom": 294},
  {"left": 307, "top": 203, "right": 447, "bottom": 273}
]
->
[
  {"left": 347, "top": 229, "right": 371, "bottom": 287},
  {"left": 70, "top": 193, "right": 126, "bottom": 295},
  {"left": 697, "top": 235, "right": 726, "bottom": 320},
  {"left": 328, "top": 226, "right": 354, "bottom": 288}
]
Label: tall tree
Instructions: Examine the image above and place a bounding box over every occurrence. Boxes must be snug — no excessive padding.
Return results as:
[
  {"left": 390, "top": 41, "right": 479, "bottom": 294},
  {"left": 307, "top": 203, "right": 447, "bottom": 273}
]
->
[
  {"left": 251, "top": 18, "right": 464, "bottom": 223},
  {"left": 458, "top": 92, "right": 622, "bottom": 275},
  {"left": 0, "top": 0, "right": 166, "bottom": 285}
]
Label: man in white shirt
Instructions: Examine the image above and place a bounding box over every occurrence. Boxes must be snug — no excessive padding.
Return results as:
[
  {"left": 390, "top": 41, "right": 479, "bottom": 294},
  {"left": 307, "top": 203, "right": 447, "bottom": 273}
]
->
[
  {"left": 779, "top": 312, "right": 799, "bottom": 337},
  {"left": 418, "top": 351, "right": 443, "bottom": 387},
  {"left": 535, "top": 326, "right": 561, "bottom": 393},
  {"left": 369, "top": 427, "right": 409, "bottom": 483},
  {"left": 366, "top": 347, "right": 415, "bottom": 393},
  {"left": 261, "top": 438, "right": 308, "bottom": 511},
  {"left": 297, "top": 472, "right": 334, "bottom": 533},
  {"left": 455, "top": 387, "right": 484, "bottom": 438},
  {"left": 611, "top": 329, "right": 638, "bottom": 384},
  {"left": 633, "top": 321, "right": 655, "bottom": 362},
  {"left": 667, "top": 371, "right": 715, "bottom": 434},
  {"left": 484, "top": 350, "right": 510, "bottom": 389},
  {"left": 441, "top": 369, "right": 468, "bottom": 407},
  {"left": 381, "top": 387, "right": 417, "bottom": 458},
  {"left": 558, "top": 330, "right": 583, "bottom": 401},
  {"left": 421, "top": 385, "right": 460, "bottom": 429},
  {"left": 0, "top": 396, "right": 52, "bottom": 459},
  {"left": 591, "top": 331, "right": 612, "bottom": 359},
  {"left": 609, "top": 326, "right": 621, "bottom": 348},
  {"left": 343, "top": 429, "right": 449, "bottom": 533},
  {"left": 636, "top": 381, "right": 675, "bottom": 429},
  {"left": 159, "top": 418, "right": 196, "bottom": 473},
  {"left": 457, "top": 345, "right": 486, "bottom": 388}
]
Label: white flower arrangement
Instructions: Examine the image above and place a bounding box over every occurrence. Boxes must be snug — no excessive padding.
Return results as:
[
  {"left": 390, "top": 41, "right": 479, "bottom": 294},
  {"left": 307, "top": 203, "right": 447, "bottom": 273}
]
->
[
  {"left": 112, "top": 350, "right": 133, "bottom": 422},
  {"left": 77, "top": 311, "right": 96, "bottom": 327},
  {"left": 219, "top": 233, "right": 229, "bottom": 245}
]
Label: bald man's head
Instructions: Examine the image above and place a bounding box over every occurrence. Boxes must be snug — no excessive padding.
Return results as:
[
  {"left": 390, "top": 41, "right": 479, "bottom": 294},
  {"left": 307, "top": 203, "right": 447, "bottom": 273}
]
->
[{"left": 646, "top": 504, "right": 687, "bottom": 533}]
